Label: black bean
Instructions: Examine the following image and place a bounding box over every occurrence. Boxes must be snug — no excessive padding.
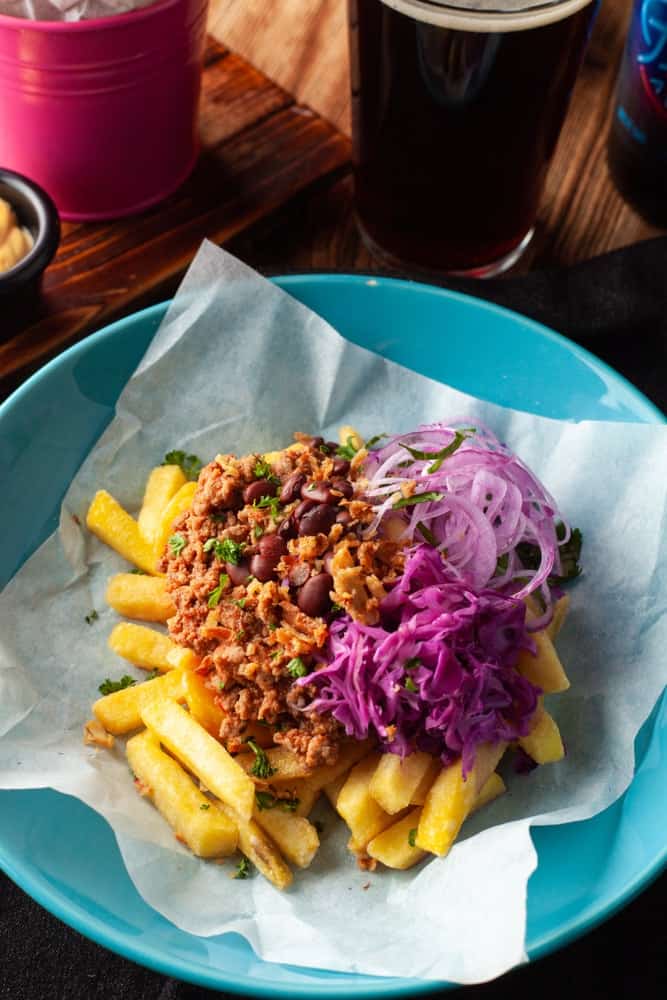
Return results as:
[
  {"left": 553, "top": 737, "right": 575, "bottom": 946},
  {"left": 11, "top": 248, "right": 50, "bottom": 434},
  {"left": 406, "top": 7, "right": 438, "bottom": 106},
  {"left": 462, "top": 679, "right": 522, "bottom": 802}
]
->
[
  {"left": 280, "top": 472, "right": 306, "bottom": 505},
  {"left": 332, "top": 456, "right": 350, "bottom": 476},
  {"left": 243, "top": 478, "right": 277, "bottom": 506},
  {"left": 297, "top": 572, "right": 334, "bottom": 617},
  {"left": 226, "top": 560, "right": 251, "bottom": 586},
  {"left": 277, "top": 517, "right": 297, "bottom": 541},
  {"left": 298, "top": 504, "right": 337, "bottom": 537},
  {"left": 258, "top": 533, "right": 286, "bottom": 561},
  {"left": 331, "top": 478, "right": 353, "bottom": 500},
  {"left": 300, "top": 480, "right": 335, "bottom": 505},
  {"left": 289, "top": 563, "right": 311, "bottom": 587},
  {"left": 336, "top": 509, "right": 352, "bottom": 526},
  {"left": 250, "top": 552, "right": 279, "bottom": 583},
  {"left": 293, "top": 498, "right": 315, "bottom": 521}
]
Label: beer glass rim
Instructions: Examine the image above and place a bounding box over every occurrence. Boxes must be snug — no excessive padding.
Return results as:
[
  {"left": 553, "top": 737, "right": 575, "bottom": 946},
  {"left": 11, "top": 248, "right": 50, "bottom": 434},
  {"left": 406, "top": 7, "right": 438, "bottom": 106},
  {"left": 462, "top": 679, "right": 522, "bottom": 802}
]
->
[{"left": 377, "top": 0, "right": 594, "bottom": 32}]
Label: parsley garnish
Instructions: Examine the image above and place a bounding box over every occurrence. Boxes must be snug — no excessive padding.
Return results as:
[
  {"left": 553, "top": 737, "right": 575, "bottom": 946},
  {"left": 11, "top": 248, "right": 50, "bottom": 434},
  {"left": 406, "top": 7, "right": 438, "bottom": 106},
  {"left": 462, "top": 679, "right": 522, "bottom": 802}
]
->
[
  {"left": 233, "top": 598, "right": 247, "bottom": 609},
  {"left": 255, "top": 791, "right": 300, "bottom": 812},
  {"left": 404, "top": 657, "right": 420, "bottom": 671},
  {"left": 204, "top": 537, "right": 245, "bottom": 564},
  {"left": 253, "top": 525, "right": 264, "bottom": 540},
  {"left": 255, "top": 495, "right": 282, "bottom": 521},
  {"left": 207, "top": 572, "right": 230, "bottom": 608},
  {"left": 408, "top": 828, "right": 417, "bottom": 847},
  {"left": 253, "top": 459, "right": 279, "bottom": 483},
  {"left": 330, "top": 602, "right": 344, "bottom": 614},
  {"left": 286, "top": 657, "right": 309, "bottom": 678},
  {"left": 246, "top": 739, "right": 275, "bottom": 779},
  {"left": 130, "top": 568, "right": 147, "bottom": 575},
  {"left": 234, "top": 857, "right": 251, "bottom": 879},
  {"left": 336, "top": 436, "right": 358, "bottom": 460},
  {"left": 400, "top": 428, "right": 475, "bottom": 473},
  {"left": 169, "top": 533, "right": 186, "bottom": 556},
  {"left": 393, "top": 491, "right": 444, "bottom": 510},
  {"left": 85, "top": 609, "right": 99, "bottom": 625},
  {"left": 416, "top": 521, "right": 437, "bottom": 546},
  {"left": 144, "top": 668, "right": 161, "bottom": 682},
  {"left": 516, "top": 524, "right": 583, "bottom": 584},
  {"left": 365, "top": 433, "right": 388, "bottom": 450},
  {"left": 162, "top": 450, "right": 203, "bottom": 481},
  {"left": 98, "top": 674, "right": 136, "bottom": 696},
  {"left": 200, "top": 802, "right": 210, "bottom": 811},
  {"left": 404, "top": 677, "right": 418, "bottom": 693}
]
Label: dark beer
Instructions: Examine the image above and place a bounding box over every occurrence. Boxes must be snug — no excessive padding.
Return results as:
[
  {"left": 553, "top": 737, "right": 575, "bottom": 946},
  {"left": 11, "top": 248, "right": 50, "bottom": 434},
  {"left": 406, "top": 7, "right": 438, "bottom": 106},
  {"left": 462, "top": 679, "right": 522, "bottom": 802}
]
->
[
  {"left": 608, "top": 0, "right": 667, "bottom": 226},
  {"left": 350, "top": 0, "right": 598, "bottom": 275}
]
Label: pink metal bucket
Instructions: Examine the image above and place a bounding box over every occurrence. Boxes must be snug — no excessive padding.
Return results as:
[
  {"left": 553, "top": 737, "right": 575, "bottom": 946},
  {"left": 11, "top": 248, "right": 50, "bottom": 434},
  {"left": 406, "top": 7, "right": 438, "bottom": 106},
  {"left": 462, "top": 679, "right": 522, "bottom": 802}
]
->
[{"left": 0, "top": 0, "right": 209, "bottom": 220}]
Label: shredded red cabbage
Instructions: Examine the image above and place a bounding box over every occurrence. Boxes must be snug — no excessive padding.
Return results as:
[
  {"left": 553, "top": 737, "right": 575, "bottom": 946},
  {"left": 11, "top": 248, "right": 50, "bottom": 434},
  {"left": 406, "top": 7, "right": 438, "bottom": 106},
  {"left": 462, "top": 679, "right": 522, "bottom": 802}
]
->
[
  {"left": 362, "top": 421, "right": 572, "bottom": 630},
  {"left": 300, "top": 545, "right": 540, "bottom": 774}
]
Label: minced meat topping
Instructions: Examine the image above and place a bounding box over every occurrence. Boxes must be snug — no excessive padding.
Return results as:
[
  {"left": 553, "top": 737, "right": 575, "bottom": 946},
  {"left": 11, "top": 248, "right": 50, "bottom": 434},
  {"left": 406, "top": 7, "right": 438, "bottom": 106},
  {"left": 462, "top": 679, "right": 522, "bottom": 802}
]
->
[{"left": 160, "top": 434, "right": 404, "bottom": 769}]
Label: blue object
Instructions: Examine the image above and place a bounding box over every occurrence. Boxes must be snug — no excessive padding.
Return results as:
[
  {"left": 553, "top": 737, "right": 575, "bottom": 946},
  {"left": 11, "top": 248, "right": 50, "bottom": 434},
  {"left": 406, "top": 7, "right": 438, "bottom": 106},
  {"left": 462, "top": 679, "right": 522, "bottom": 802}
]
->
[{"left": 0, "top": 275, "right": 665, "bottom": 997}]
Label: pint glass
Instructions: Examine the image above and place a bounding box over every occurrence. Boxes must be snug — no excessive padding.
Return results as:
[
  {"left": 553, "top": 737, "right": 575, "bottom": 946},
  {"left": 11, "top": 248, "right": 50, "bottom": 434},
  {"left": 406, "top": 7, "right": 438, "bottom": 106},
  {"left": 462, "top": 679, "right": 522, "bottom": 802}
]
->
[{"left": 349, "top": 0, "right": 600, "bottom": 276}]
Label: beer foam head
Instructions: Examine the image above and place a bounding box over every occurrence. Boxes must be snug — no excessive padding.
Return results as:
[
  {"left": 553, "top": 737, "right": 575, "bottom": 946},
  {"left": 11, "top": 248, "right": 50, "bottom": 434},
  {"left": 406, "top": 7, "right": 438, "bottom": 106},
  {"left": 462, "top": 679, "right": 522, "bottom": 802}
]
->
[{"left": 379, "top": 0, "right": 595, "bottom": 32}]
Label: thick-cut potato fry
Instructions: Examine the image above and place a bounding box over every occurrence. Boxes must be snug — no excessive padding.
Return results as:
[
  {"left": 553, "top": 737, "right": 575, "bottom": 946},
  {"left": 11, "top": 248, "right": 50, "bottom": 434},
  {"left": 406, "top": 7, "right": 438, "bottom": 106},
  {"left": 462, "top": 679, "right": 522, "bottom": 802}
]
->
[
  {"left": 108, "top": 621, "right": 176, "bottom": 672},
  {"left": 473, "top": 772, "right": 506, "bottom": 812},
  {"left": 253, "top": 806, "right": 320, "bottom": 868},
  {"left": 165, "top": 646, "right": 201, "bottom": 671},
  {"left": 517, "top": 630, "right": 570, "bottom": 693},
  {"left": 141, "top": 699, "right": 255, "bottom": 820},
  {"left": 153, "top": 481, "right": 198, "bottom": 566},
  {"left": 235, "top": 747, "right": 313, "bottom": 783},
  {"left": 369, "top": 751, "right": 435, "bottom": 814},
  {"left": 323, "top": 773, "right": 348, "bottom": 809},
  {"left": 93, "top": 669, "right": 185, "bottom": 735},
  {"left": 337, "top": 753, "right": 400, "bottom": 850},
  {"left": 106, "top": 573, "right": 175, "bottom": 623},
  {"left": 86, "top": 490, "right": 158, "bottom": 575},
  {"left": 548, "top": 594, "right": 570, "bottom": 641},
  {"left": 183, "top": 670, "right": 225, "bottom": 736},
  {"left": 127, "top": 730, "right": 238, "bottom": 858},
  {"left": 416, "top": 742, "right": 506, "bottom": 856},
  {"left": 409, "top": 758, "right": 440, "bottom": 805},
  {"left": 292, "top": 783, "right": 321, "bottom": 818},
  {"left": 219, "top": 802, "right": 293, "bottom": 890},
  {"left": 518, "top": 701, "right": 565, "bottom": 764},
  {"left": 138, "top": 465, "right": 187, "bottom": 544},
  {"left": 262, "top": 442, "right": 306, "bottom": 469}
]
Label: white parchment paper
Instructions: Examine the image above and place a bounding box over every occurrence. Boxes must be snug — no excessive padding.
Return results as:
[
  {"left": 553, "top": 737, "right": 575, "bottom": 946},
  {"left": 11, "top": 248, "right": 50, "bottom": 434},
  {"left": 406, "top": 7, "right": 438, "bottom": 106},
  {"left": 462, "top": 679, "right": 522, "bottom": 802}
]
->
[{"left": 1, "top": 241, "right": 666, "bottom": 984}]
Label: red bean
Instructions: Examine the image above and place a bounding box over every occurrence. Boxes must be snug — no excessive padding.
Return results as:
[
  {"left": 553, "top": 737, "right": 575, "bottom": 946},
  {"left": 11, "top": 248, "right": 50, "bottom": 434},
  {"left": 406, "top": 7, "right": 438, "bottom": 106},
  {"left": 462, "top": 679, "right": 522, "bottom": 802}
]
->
[
  {"left": 298, "top": 504, "right": 337, "bottom": 537},
  {"left": 297, "top": 572, "right": 334, "bottom": 617},
  {"left": 323, "top": 550, "right": 335, "bottom": 574},
  {"left": 331, "top": 479, "right": 353, "bottom": 500},
  {"left": 278, "top": 517, "right": 297, "bottom": 541},
  {"left": 243, "top": 479, "right": 277, "bottom": 506},
  {"left": 332, "top": 456, "right": 350, "bottom": 476},
  {"left": 293, "top": 498, "right": 315, "bottom": 520},
  {"left": 258, "top": 533, "right": 286, "bottom": 560},
  {"left": 280, "top": 472, "right": 306, "bottom": 505},
  {"left": 289, "top": 563, "right": 311, "bottom": 587},
  {"left": 250, "top": 552, "right": 279, "bottom": 583},
  {"left": 336, "top": 509, "right": 352, "bottom": 526},
  {"left": 300, "top": 480, "right": 335, "bottom": 505},
  {"left": 324, "top": 441, "right": 339, "bottom": 453},
  {"left": 226, "top": 560, "right": 251, "bottom": 586}
]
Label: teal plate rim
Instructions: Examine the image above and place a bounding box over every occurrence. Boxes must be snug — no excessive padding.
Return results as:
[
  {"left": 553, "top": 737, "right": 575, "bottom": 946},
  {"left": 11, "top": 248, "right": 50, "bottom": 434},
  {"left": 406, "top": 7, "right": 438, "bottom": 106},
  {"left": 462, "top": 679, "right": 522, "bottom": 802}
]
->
[{"left": 1, "top": 273, "right": 665, "bottom": 997}]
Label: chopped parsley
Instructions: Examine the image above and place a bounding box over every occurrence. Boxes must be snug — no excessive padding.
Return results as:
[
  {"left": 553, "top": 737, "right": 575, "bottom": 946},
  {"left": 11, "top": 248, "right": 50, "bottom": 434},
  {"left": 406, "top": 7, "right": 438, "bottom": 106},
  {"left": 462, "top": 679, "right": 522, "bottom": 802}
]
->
[
  {"left": 404, "top": 677, "right": 418, "bottom": 693},
  {"left": 162, "top": 450, "right": 203, "bottom": 481},
  {"left": 408, "top": 828, "right": 417, "bottom": 848},
  {"left": 404, "top": 657, "right": 420, "bottom": 671},
  {"left": 200, "top": 802, "right": 210, "bottom": 811},
  {"left": 393, "top": 491, "right": 444, "bottom": 510},
  {"left": 168, "top": 533, "right": 186, "bottom": 556},
  {"left": 144, "top": 668, "right": 161, "bottom": 682},
  {"left": 365, "top": 433, "right": 388, "bottom": 450},
  {"left": 330, "top": 602, "right": 344, "bottom": 614},
  {"left": 517, "top": 524, "right": 583, "bottom": 584},
  {"left": 246, "top": 739, "right": 275, "bottom": 779},
  {"left": 204, "top": 537, "right": 245, "bottom": 564},
  {"left": 286, "top": 657, "right": 309, "bottom": 678},
  {"left": 253, "top": 525, "right": 264, "bottom": 540},
  {"left": 233, "top": 598, "right": 247, "bottom": 609},
  {"left": 130, "top": 568, "right": 147, "bottom": 575},
  {"left": 207, "top": 572, "right": 230, "bottom": 608},
  {"left": 255, "top": 791, "right": 300, "bottom": 813},
  {"left": 234, "top": 857, "right": 251, "bottom": 879},
  {"left": 400, "top": 428, "right": 475, "bottom": 473},
  {"left": 336, "top": 436, "right": 358, "bottom": 460},
  {"left": 85, "top": 609, "right": 99, "bottom": 625},
  {"left": 253, "top": 459, "right": 279, "bottom": 483},
  {"left": 98, "top": 674, "right": 136, "bottom": 696},
  {"left": 255, "top": 495, "right": 282, "bottom": 521},
  {"left": 416, "top": 520, "right": 437, "bottom": 546}
]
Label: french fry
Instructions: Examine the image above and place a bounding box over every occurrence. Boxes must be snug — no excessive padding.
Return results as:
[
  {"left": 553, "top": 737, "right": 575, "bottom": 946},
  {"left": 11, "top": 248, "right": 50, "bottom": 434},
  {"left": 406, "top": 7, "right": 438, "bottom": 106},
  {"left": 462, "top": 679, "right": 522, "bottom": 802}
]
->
[
  {"left": 517, "top": 630, "right": 570, "bottom": 693},
  {"left": 292, "top": 783, "right": 321, "bottom": 818},
  {"left": 153, "top": 481, "right": 198, "bottom": 567},
  {"left": 141, "top": 699, "right": 255, "bottom": 820},
  {"left": 183, "top": 669, "right": 225, "bottom": 736},
  {"left": 138, "top": 465, "right": 187, "bottom": 544},
  {"left": 165, "top": 646, "right": 201, "bottom": 671},
  {"left": 337, "top": 753, "right": 400, "bottom": 851},
  {"left": 93, "top": 668, "right": 185, "bottom": 735},
  {"left": 127, "top": 729, "right": 238, "bottom": 858},
  {"left": 369, "top": 750, "right": 436, "bottom": 814},
  {"left": 416, "top": 742, "right": 506, "bottom": 856},
  {"left": 518, "top": 701, "right": 565, "bottom": 764},
  {"left": 235, "top": 747, "right": 313, "bottom": 783},
  {"left": 410, "top": 758, "right": 440, "bottom": 805},
  {"left": 262, "top": 442, "right": 306, "bottom": 469},
  {"left": 86, "top": 490, "right": 158, "bottom": 575},
  {"left": 219, "top": 802, "right": 293, "bottom": 890},
  {"left": 253, "top": 806, "right": 320, "bottom": 868},
  {"left": 108, "top": 621, "right": 176, "bottom": 672},
  {"left": 548, "top": 594, "right": 570, "bottom": 641},
  {"left": 323, "top": 773, "right": 348, "bottom": 809},
  {"left": 106, "top": 573, "right": 175, "bottom": 623}
]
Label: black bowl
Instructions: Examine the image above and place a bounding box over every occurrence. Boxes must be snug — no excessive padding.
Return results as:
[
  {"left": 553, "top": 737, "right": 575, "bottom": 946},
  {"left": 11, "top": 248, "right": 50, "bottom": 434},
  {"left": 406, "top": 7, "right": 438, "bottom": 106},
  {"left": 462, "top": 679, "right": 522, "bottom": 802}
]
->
[{"left": 0, "top": 167, "right": 60, "bottom": 300}]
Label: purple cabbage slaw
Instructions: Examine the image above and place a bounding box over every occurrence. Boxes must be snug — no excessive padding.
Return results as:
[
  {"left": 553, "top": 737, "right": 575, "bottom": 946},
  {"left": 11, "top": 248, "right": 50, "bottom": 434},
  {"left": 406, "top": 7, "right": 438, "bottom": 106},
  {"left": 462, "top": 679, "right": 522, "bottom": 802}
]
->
[
  {"left": 362, "top": 421, "right": 573, "bottom": 630},
  {"left": 300, "top": 545, "right": 540, "bottom": 774}
]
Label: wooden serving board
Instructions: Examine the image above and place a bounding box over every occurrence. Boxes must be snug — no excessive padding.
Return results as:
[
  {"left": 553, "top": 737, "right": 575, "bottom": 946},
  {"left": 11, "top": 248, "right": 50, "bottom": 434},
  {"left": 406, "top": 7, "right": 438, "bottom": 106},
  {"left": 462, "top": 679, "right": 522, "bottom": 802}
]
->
[{"left": 0, "top": 39, "right": 350, "bottom": 400}]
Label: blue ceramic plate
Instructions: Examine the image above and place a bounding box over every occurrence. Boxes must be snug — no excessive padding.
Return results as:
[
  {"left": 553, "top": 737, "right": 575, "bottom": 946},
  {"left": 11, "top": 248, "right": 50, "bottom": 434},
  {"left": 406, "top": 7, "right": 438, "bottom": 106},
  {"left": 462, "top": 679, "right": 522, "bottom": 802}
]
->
[{"left": 1, "top": 275, "right": 665, "bottom": 997}]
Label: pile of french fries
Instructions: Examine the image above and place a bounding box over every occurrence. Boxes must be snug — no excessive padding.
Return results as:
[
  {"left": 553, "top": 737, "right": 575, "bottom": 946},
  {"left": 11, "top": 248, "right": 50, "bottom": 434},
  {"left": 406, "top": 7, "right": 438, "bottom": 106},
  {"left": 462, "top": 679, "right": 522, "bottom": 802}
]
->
[{"left": 85, "top": 442, "right": 571, "bottom": 889}]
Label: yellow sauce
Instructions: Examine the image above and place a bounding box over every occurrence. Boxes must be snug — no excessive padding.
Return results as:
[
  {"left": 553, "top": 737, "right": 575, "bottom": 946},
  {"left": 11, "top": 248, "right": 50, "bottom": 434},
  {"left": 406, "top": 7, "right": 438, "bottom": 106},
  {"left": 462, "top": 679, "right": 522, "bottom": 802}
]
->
[{"left": 0, "top": 197, "right": 33, "bottom": 273}]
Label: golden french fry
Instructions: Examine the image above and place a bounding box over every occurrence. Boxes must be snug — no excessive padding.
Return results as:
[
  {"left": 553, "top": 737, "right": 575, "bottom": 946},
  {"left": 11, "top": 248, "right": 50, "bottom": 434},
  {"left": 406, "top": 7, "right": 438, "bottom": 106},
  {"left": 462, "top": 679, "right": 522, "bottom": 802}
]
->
[
  {"left": 108, "top": 621, "right": 176, "bottom": 672},
  {"left": 86, "top": 490, "right": 158, "bottom": 575},
  {"left": 369, "top": 751, "right": 436, "bottom": 814},
  {"left": 337, "top": 753, "right": 400, "bottom": 851},
  {"left": 127, "top": 729, "right": 238, "bottom": 858},
  {"left": 548, "top": 594, "right": 570, "bottom": 641},
  {"left": 262, "top": 442, "right": 306, "bottom": 468},
  {"left": 183, "top": 669, "right": 224, "bottom": 736},
  {"left": 165, "top": 646, "right": 201, "bottom": 671},
  {"left": 253, "top": 806, "right": 320, "bottom": 868},
  {"left": 106, "top": 573, "right": 175, "bottom": 623},
  {"left": 219, "top": 803, "right": 293, "bottom": 890},
  {"left": 141, "top": 699, "right": 255, "bottom": 820},
  {"left": 153, "top": 481, "right": 198, "bottom": 566},
  {"left": 517, "top": 630, "right": 570, "bottom": 693},
  {"left": 473, "top": 772, "right": 506, "bottom": 812},
  {"left": 518, "top": 701, "right": 565, "bottom": 764},
  {"left": 292, "top": 783, "right": 321, "bottom": 818},
  {"left": 301, "top": 740, "right": 375, "bottom": 793},
  {"left": 323, "top": 773, "right": 349, "bottom": 810},
  {"left": 416, "top": 742, "right": 506, "bottom": 856},
  {"left": 410, "top": 758, "right": 440, "bottom": 805},
  {"left": 367, "top": 807, "right": 425, "bottom": 870},
  {"left": 234, "top": 747, "right": 313, "bottom": 783},
  {"left": 138, "top": 465, "right": 187, "bottom": 544},
  {"left": 93, "top": 668, "right": 185, "bottom": 735}
]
